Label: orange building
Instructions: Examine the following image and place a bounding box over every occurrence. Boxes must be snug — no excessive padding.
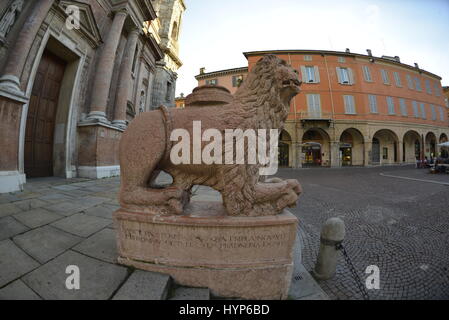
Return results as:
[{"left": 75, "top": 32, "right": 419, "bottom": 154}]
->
[
  {"left": 195, "top": 67, "right": 247, "bottom": 94},
  {"left": 197, "top": 49, "right": 449, "bottom": 167},
  {"left": 175, "top": 93, "right": 186, "bottom": 108}
]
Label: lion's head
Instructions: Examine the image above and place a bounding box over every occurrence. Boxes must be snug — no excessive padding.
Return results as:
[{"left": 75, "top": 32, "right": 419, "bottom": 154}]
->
[
  {"left": 232, "top": 55, "right": 301, "bottom": 130},
  {"left": 235, "top": 55, "right": 301, "bottom": 106}
]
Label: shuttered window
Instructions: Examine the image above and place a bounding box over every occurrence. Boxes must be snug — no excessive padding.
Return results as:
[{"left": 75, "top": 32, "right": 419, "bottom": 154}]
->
[
  {"left": 420, "top": 103, "right": 426, "bottom": 119},
  {"left": 435, "top": 82, "right": 441, "bottom": 96},
  {"left": 336, "top": 67, "right": 354, "bottom": 85},
  {"left": 415, "top": 77, "right": 422, "bottom": 91},
  {"left": 430, "top": 105, "right": 437, "bottom": 120},
  {"left": 343, "top": 95, "right": 356, "bottom": 114},
  {"left": 440, "top": 107, "right": 445, "bottom": 121},
  {"left": 425, "top": 79, "right": 432, "bottom": 94},
  {"left": 368, "top": 95, "right": 378, "bottom": 113},
  {"left": 306, "top": 94, "right": 321, "bottom": 117},
  {"left": 412, "top": 101, "right": 419, "bottom": 117},
  {"left": 393, "top": 72, "right": 402, "bottom": 87},
  {"left": 362, "top": 65, "right": 372, "bottom": 82},
  {"left": 387, "top": 96, "right": 395, "bottom": 115},
  {"left": 399, "top": 98, "right": 407, "bottom": 116},
  {"left": 381, "top": 69, "right": 390, "bottom": 84},
  {"left": 406, "top": 74, "right": 414, "bottom": 89},
  {"left": 301, "top": 66, "right": 320, "bottom": 83}
]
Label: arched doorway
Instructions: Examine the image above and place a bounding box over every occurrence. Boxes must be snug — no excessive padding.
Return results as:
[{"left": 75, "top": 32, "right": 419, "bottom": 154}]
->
[
  {"left": 302, "top": 128, "right": 330, "bottom": 166},
  {"left": 425, "top": 132, "right": 437, "bottom": 159},
  {"left": 339, "top": 128, "right": 364, "bottom": 166},
  {"left": 278, "top": 130, "right": 291, "bottom": 167},
  {"left": 372, "top": 129, "right": 399, "bottom": 164},
  {"left": 403, "top": 130, "right": 421, "bottom": 163}
]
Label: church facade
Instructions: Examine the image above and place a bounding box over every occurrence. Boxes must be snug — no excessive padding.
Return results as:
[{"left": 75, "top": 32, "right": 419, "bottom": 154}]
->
[{"left": 0, "top": 0, "right": 185, "bottom": 193}]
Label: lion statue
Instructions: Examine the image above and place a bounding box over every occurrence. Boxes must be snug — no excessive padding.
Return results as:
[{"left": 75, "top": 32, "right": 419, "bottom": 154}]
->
[{"left": 118, "top": 55, "right": 302, "bottom": 216}]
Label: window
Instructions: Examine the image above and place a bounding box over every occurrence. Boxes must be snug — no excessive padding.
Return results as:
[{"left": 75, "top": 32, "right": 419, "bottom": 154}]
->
[
  {"left": 304, "top": 55, "right": 312, "bottom": 61},
  {"left": 414, "top": 77, "right": 422, "bottom": 91},
  {"left": 430, "top": 105, "right": 437, "bottom": 120},
  {"left": 425, "top": 79, "right": 432, "bottom": 94},
  {"left": 306, "top": 94, "right": 321, "bottom": 117},
  {"left": 301, "top": 66, "right": 320, "bottom": 83},
  {"left": 406, "top": 74, "right": 414, "bottom": 89},
  {"left": 362, "top": 65, "right": 372, "bottom": 82},
  {"left": 336, "top": 67, "right": 353, "bottom": 84},
  {"left": 343, "top": 95, "right": 356, "bottom": 114},
  {"left": 387, "top": 96, "right": 395, "bottom": 115},
  {"left": 165, "top": 82, "right": 172, "bottom": 101},
  {"left": 206, "top": 79, "right": 218, "bottom": 85},
  {"left": 393, "top": 72, "right": 402, "bottom": 87},
  {"left": 399, "top": 98, "right": 407, "bottom": 116},
  {"left": 381, "top": 69, "right": 390, "bottom": 84},
  {"left": 338, "top": 57, "right": 346, "bottom": 63},
  {"left": 435, "top": 82, "right": 441, "bottom": 96},
  {"left": 420, "top": 103, "right": 426, "bottom": 119},
  {"left": 412, "top": 101, "right": 419, "bottom": 117},
  {"left": 368, "top": 95, "right": 378, "bottom": 113},
  {"left": 232, "top": 75, "right": 243, "bottom": 87},
  {"left": 440, "top": 107, "right": 445, "bottom": 121}
]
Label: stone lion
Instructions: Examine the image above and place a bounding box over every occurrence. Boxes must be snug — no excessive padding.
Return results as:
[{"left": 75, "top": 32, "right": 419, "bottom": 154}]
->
[{"left": 119, "top": 55, "right": 302, "bottom": 216}]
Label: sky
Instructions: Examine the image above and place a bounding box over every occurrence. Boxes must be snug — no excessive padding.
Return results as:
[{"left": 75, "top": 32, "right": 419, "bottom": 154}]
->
[{"left": 174, "top": 0, "right": 449, "bottom": 97}]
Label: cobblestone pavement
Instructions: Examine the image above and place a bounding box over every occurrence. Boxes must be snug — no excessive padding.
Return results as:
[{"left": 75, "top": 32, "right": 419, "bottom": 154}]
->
[{"left": 275, "top": 165, "right": 449, "bottom": 300}]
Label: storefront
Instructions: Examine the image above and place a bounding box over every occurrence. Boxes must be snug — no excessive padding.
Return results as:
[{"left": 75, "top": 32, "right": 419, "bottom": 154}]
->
[
  {"left": 302, "top": 142, "right": 322, "bottom": 166},
  {"left": 340, "top": 143, "right": 352, "bottom": 166}
]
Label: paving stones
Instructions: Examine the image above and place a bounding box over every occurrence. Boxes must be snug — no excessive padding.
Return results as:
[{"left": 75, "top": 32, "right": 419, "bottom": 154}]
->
[
  {"left": 0, "top": 203, "right": 22, "bottom": 218},
  {"left": 13, "top": 226, "right": 82, "bottom": 263},
  {"left": 0, "top": 216, "right": 29, "bottom": 240},
  {"left": 51, "top": 213, "right": 111, "bottom": 237},
  {"left": 0, "top": 280, "right": 41, "bottom": 300},
  {"left": 13, "top": 208, "right": 64, "bottom": 229},
  {"left": 0, "top": 239, "right": 40, "bottom": 287},
  {"left": 83, "top": 204, "right": 118, "bottom": 220},
  {"left": 13, "top": 198, "right": 50, "bottom": 212},
  {"left": 22, "top": 250, "right": 128, "bottom": 300},
  {"left": 73, "top": 228, "right": 117, "bottom": 263},
  {"left": 113, "top": 270, "right": 171, "bottom": 300}
]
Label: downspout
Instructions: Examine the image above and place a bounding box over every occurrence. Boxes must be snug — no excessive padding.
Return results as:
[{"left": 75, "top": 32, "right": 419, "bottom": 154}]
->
[
  {"left": 324, "top": 54, "right": 337, "bottom": 166},
  {"left": 288, "top": 53, "right": 299, "bottom": 168}
]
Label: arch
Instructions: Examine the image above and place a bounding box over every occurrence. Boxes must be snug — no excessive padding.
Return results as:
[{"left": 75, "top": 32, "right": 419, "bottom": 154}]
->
[
  {"left": 439, "top": 133, "right": 448, "bottom": 143},
  {"left": 339, "top": 128, "right": 365, "bottom": 166},
  {"left": 425, "top": 131, "right": 437, "bottom": 159},
  {"left": 403, "top": 130, "right": 421, "bottom": 163},
  {"left": 302, "top": 128, "right": 331, "bottom": 166},
  {"left": 372, "top": 129, "right": 399, "bottom": 164}
]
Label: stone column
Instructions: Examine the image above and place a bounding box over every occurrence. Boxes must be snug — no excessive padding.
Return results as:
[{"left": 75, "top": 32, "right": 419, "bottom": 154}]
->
[
  {"left": 330, "top": 141, "right": 341, "bottom": 167},
  {"left": 112, "top": 28, "right": 140, "bottom": 129},
  {"left": 0, "top": 0, "right": 54, "bottom": 95},
  {"left": 87, "top": 9, "right": 128, "bottom": 123},
  {"left": 397, "top": 140, "right": 403, "bottom": 163},
  {"left": 364, "top": 141, "right": 372, "bottom": 166}
]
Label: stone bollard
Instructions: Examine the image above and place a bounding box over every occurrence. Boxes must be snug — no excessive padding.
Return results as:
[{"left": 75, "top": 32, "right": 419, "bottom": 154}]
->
[{"left": 312, "top": 217, "right": 345, "bottom": 280}]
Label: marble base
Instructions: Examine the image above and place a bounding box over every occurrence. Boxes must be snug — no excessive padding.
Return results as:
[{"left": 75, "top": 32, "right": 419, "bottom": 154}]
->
[{"left": 113, "top": 201, "right": 298, "bottom": 300}]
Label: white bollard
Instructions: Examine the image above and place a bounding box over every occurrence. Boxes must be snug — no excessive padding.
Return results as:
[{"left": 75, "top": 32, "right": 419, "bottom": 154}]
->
[{"left": 313, "top": 217, "right": 345, "bottom": 280}]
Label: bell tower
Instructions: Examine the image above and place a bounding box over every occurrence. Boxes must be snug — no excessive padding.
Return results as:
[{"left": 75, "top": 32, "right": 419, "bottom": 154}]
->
[{"left": 148, "top": 0, "right": 186, "bottom": 109}]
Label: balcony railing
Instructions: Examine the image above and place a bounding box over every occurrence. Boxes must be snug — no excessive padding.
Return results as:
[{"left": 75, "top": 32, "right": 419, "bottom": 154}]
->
[{"left": 295, "top": 111, "right": 333, "bottom": 120}]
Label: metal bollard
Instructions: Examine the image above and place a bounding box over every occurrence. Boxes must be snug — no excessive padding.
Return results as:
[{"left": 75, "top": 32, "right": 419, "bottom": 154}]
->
[{"left": 312, "top": 217, "right": 345, "bottom": 280}]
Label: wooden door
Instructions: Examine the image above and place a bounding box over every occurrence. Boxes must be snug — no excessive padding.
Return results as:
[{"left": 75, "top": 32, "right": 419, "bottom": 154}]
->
[{"left": 25, "top": 50, "right": 66, "bottom": 177}]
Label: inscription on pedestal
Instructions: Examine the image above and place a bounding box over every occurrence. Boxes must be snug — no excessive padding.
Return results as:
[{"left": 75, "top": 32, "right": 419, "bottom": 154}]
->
[{"left": 123, "top": 228, "right": 289, "bottom": 250}]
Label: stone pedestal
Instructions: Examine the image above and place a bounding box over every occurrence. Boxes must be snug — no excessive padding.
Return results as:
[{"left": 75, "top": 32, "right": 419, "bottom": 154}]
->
[{"left": 113, "top": 201, "right": 298, "bottom": 300}]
